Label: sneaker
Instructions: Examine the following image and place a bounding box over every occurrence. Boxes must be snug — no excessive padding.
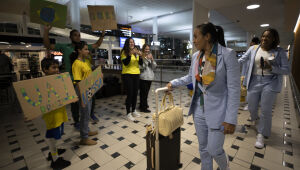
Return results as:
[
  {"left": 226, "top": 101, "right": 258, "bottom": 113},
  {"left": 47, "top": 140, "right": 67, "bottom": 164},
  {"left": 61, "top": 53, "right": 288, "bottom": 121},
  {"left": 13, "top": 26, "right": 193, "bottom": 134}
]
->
[
  {"left": 140, "top": 109, "right": 151, "bottom": 113},
  {"left": 255, "top": 134, "right": 264, "bottom": 149},
  {"left": 90, "top": 115, "right": 99, "bottom": 123},
  {"left": 132, "top": 110, "right": 141, "bottom": 117},
  {"left": 47, "top": 149, "right": 66, "bottom": 161},
  {"left": 225, "top": 154, "right": 230, "bottom": 170},
  {"left": 127, "top": 113, "right": 136, "bottom": 121},
  {"left": 243, "top": 105, "right": 248, "bottom": 111},
  {"left": 216, "top": 154, "right": 230, "bottom": 170},
  {"left": 88, "top": 130, "right": 98, "bottom": 136},
  {"left": 50, "top": 157, "right": 71, "bottom": 169},
  {"left": 80, "top": 138, "right": 97, "bottom": 145}
]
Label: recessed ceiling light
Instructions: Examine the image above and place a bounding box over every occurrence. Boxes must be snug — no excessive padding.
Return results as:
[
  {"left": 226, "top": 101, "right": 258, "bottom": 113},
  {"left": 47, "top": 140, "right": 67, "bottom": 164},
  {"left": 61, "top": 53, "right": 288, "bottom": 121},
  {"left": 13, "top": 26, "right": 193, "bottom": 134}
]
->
[
  {"left": 169, "top": 12, "right": 173, "bottom": 14},
  {"left": 260, "top": 24, "right": 269, "bottom": 27},
  {"left": 247, "top": 4, "right": 260, "bottom": 9}
]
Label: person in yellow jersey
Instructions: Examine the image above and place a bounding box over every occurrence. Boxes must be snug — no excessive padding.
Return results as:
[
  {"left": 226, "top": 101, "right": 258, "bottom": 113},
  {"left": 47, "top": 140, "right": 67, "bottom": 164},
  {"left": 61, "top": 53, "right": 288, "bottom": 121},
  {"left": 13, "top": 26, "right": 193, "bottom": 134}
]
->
[
  {"left": 71, "top": 41, "right": 98, "bottom": 145},
  {"left": 121, "top": 38, "right": 143, "bottom": 121},
  {"left": 41, "top": 58, "right": 71, "bottom": 169}
]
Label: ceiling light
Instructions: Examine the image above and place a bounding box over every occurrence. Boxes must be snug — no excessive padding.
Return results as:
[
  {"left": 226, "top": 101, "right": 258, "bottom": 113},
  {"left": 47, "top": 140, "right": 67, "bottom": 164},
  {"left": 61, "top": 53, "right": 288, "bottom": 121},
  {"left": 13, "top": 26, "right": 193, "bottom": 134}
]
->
[
  {"left": 260, "top": 24, "right": 269, "bottom": 27},
  {"left": 293, "top": 13, "right": 300, "bottom": 33},
  {"left": 169, "top": 12, "right": 173, "bottom": 14},
  {"left": 247, "top": 4, "right": 260, "bottom": 9}
]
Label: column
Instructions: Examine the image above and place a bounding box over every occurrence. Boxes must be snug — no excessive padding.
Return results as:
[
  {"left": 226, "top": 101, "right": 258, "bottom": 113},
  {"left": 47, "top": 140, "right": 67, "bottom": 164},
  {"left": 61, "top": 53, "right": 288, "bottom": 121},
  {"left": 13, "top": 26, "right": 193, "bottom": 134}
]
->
[
  {"left": 108, "top": 40, "right": 113, "bottom": 65},
  {"left": 153, "top": 17, "right": 159, "bottom": 58},
  {"left": 192, "top": 0, "right": 209, "bottom": 52},
  {"left": 22, "top": 12, "right": 28, "bottom": 36},
  {"left": 68, "top": 0, "right": 80, "bottom": 31}
]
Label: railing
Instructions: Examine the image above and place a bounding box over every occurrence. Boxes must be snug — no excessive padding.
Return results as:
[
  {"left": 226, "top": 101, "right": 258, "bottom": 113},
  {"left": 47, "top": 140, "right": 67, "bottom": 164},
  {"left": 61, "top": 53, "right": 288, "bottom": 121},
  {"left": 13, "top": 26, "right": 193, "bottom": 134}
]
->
[
  {"left": 289, "top": 75, "right": 300, "bottom": 128},
  {"left": 99, "top": 63, "right": 190, "bottom": 87}
]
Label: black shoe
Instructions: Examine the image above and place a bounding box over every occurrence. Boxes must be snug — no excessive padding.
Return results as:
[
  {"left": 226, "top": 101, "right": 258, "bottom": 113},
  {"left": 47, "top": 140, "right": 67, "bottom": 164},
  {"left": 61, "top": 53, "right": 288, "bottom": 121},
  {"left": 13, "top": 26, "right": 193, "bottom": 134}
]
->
[
  {"left": 47, "top": 149, "right": 66, "bottom": 161},
  {"left": 141, "top": 109, "right": 151, "bottom": 113},
  {"left": 50, "top": 157, "right": 71, "bottom": 169}
]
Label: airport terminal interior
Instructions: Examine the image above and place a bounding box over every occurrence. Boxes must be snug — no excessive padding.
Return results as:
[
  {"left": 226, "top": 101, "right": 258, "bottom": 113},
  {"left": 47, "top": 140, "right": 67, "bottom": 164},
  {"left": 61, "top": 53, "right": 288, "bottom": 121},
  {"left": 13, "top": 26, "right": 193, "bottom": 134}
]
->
[{"left": 0, "top": 0, "right": 300, "bottom": 170}]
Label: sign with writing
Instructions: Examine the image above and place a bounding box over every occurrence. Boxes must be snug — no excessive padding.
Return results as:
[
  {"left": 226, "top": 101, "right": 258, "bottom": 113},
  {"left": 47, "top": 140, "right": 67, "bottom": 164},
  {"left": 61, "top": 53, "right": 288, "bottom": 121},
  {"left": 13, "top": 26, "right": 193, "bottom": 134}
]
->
[
  {"left": 13, "top": 73, "right": 78, "bottom": 120},
  {"left": 77, "top": 66, "right": 103, "bottom": 105},
  {"left": 30, "top": 0, "right": 67, "bottom": 28},
  {"left": 87, "top": 5, "right": 117, "bottom": 31}
]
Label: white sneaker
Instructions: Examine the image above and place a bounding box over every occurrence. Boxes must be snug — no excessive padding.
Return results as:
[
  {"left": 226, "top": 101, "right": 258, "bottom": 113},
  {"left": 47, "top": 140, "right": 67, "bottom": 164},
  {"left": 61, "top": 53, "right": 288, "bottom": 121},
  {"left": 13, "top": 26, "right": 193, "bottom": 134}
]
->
[
  {"left": 243, "top": 105, "right": 248, "bottom": 111},
  {"left": 127, "top": 113, "right": 136, "bottom": 121},
  {"left": 255, "top": 134, "right": 264, "bottom": 149},
  {"left": 132, "top": 110, "right": 141, "bottom": 117}
]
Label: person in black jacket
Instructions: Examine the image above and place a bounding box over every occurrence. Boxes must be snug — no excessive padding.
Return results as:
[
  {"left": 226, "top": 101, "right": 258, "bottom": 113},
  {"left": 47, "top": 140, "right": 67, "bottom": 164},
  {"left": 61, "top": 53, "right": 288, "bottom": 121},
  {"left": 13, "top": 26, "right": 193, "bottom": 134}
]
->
[{"left": 121, "top": 38, "right": 143, "bottom": 121}]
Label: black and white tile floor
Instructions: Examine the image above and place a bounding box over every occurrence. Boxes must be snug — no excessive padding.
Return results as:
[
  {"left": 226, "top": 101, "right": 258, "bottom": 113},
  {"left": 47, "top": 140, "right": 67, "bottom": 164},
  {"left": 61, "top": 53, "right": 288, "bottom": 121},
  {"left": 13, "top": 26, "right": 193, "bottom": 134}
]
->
[{"left": 0, "top": 76, "right": 299, "bottom": 170}]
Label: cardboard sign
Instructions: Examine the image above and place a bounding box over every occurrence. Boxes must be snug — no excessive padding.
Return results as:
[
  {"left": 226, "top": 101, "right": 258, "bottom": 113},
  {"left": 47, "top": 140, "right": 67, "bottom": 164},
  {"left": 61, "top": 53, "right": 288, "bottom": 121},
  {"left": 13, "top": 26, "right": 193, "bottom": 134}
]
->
[
  {"left": 87, "top": 5, "right": 117, "bottom": 31},
  {"left": 77, "top": 66, "right": 103, "bottom": 105},
  {"left": 13, "top": 73, "right": 78, "bottom": 120},
  {"left": 30, "top": 0, "right": 67, "bottom": 28}
]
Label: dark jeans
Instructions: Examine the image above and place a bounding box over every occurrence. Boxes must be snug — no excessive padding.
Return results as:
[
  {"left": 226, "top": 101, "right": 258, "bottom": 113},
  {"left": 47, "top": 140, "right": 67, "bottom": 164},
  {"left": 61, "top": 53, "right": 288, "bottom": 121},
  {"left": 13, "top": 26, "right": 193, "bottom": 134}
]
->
[
  {"left": 139, "top": 79, "right": 152, "bottom": 110},
  {"left": 90, "top": 96, "right": 96, "bottom": 117},
  {"left": 71, "top": 101, "right": 79, "bottom": 124},
  {"left": 122, "top": 74, "right": 139, "bottom": 114}
]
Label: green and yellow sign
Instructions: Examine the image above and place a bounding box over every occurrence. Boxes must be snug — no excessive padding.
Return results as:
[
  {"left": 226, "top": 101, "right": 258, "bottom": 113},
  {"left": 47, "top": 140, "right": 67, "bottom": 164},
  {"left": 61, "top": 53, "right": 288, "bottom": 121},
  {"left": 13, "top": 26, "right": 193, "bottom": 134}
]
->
[{"left": 30, "top": 0, "right": 67, "bottom": 28}]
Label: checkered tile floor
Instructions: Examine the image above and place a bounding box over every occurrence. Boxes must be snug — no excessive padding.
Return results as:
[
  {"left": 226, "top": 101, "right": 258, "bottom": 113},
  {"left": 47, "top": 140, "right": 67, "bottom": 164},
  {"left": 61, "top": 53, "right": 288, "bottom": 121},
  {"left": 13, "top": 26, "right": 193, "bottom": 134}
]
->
[{"left": 0, "top": 76, "right": 299, "bottom": 170}]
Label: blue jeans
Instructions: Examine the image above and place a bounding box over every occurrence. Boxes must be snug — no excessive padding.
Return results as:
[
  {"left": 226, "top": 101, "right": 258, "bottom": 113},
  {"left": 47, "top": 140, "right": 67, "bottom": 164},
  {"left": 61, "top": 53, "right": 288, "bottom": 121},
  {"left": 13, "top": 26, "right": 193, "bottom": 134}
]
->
[
  {"left": 193, "top": 98, "right": 228, "bottom": 170},
  {"left": 76, "top": 88, "right": 92, "bottom": 139},
  {"left": 247, "top": 75, "right": 277, "bottom": 137}
]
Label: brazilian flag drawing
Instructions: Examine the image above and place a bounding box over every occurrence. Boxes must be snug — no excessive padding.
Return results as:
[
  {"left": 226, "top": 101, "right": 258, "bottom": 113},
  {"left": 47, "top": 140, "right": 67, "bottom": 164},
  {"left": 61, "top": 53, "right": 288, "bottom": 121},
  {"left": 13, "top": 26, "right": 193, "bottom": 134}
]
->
[{"left": 30, "top": 0, "right": 67, "bottom": 29}]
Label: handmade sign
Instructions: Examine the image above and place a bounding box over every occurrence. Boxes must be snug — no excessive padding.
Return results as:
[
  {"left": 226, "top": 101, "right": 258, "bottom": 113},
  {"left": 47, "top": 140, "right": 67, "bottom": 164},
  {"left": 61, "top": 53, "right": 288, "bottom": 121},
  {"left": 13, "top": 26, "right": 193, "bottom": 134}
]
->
[
  {"left": 30, "top": 0, "right": 67, "bottom": 28},
  {"left": 77, "top": 66, "right": 103, "bottom": 105},
  {"left": 13, "top": 73, "right": 78, "bottom": 120},
  {"left": 87, "top": 5, "right": 117, "bottom": 31}
]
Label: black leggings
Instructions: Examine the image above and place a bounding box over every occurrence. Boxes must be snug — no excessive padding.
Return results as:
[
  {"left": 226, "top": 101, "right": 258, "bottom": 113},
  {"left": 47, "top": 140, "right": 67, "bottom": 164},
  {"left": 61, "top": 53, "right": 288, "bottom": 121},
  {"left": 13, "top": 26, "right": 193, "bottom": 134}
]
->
[
  {"left": 139, "top": 79, "right": 152, "bottom": 110},
  {"left": 122, "top": 74, "right": 140, "bottom": 114}
]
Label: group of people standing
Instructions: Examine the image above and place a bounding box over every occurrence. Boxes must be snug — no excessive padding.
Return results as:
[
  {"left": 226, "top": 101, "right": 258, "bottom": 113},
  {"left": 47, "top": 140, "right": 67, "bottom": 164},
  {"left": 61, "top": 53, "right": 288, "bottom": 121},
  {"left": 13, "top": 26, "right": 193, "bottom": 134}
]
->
[
  {"left": 120, "top": 38, "right": 157, "bottom": 122},
  {"left": 39, "top": 20, "right": 289, "bottom": 170},
  {"left": 167, "top": 22, "right": 290, "bottom": 170},
  {"left": 40, "top": 26, "right": 157, "bottom": 168}
]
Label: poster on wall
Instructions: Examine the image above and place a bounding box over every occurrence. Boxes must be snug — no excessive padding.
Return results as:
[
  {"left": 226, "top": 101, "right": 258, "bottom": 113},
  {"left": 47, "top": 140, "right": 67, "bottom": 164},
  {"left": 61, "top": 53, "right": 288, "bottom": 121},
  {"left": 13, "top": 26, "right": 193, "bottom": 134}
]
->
[
  {"left": 30, "top": 0, "right": 67, "bottom": 28},
  {"left": 77, "top": 66, "right": 103, "bottom": 105},
  {"left": 87, "top": 5, "right": 117, "bottom": 31},
  {"left": 13, "top": 73, "right": 78, "bottom": 120}
]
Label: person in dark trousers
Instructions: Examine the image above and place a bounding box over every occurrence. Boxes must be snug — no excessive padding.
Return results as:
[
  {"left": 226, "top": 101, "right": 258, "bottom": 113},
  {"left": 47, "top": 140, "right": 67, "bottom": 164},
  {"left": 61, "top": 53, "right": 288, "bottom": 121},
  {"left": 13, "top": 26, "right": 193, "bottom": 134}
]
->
[
  {"left": 139, "top": 44, "right": 157, "bottom": 113},
  {"left": 43, "top": 25, "right": 105, "bottom": 130},
  {"left": 0, "top": 51, "right": 13, "bottom": 74},
  {"left": 121, "top": 38, "right": 143, "bottom": 121}
]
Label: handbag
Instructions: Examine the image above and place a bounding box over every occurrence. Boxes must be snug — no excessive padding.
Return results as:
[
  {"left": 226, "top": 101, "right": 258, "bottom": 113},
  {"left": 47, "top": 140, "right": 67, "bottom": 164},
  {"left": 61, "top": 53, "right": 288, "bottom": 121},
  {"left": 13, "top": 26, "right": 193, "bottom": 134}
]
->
[{"left": 152, "top": 92, "right": 183, "bottom": 137}]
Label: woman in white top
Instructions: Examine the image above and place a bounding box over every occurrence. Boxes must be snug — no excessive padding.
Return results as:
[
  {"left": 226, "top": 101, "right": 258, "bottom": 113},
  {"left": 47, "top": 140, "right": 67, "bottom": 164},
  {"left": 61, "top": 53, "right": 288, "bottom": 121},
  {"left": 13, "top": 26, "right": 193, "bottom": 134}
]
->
[
  {"left": 139, "top": 44, "right": 157, "bottom": 112},
  {"left": 238, "top": 28, "right": 290, "bottom": 149}
]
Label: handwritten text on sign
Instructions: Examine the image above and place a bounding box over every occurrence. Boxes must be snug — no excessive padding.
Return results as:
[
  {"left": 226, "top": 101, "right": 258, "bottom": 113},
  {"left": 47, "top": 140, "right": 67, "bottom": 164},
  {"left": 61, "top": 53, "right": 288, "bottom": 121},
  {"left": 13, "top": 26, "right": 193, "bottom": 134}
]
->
[
  {"left": 78, "top": 66, "right": 103, "bottom": 105},
  {"left": 13, "top": 73, "right": 78, "bottom": 120}
]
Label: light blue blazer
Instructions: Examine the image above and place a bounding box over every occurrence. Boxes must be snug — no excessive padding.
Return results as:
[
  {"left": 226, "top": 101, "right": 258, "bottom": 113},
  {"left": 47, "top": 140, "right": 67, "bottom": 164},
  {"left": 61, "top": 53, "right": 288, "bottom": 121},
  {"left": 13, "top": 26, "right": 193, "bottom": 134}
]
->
[
  {"left": 238, "top": 45, "right": 290, "bottom": 92},
  {"left": 170, "top": 44, "right": 240, "bottom": 129}
]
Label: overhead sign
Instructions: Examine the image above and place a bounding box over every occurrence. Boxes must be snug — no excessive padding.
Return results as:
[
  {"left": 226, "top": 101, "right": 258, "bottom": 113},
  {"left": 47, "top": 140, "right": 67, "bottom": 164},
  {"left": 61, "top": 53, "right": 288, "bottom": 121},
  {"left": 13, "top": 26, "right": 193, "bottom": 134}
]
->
[
  {"left": 30, "top": 0, "right": 67, "bottom": 28},
  {"left": 87, "top": 5, "right": 117, "bottom": 31},
  {"left": 77, "top": 66, "right": 103, "bottom": 105},
  {"left": 13, "top": 73, "right": 78, "bottom": 120}
]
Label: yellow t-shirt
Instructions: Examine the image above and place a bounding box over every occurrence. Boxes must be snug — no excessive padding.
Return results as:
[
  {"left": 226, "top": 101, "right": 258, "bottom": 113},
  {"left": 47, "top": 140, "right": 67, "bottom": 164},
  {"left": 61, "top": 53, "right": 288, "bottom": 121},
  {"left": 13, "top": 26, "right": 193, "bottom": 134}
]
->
[
  {"left": 72, "top": 59, "right": 92, "bottom": 81},
  {"left": 121, "top": 51, "right": 140, "bottom": 74},
  {"left": 42, "top": 107, "right": 68, "bottom": 130}
]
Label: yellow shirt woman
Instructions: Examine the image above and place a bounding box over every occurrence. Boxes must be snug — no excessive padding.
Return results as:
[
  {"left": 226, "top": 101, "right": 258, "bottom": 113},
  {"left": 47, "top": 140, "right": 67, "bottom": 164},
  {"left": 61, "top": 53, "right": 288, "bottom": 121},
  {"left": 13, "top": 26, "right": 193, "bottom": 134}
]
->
[{"left": 121, "top": 51, "right": 141, "bottom": 74}]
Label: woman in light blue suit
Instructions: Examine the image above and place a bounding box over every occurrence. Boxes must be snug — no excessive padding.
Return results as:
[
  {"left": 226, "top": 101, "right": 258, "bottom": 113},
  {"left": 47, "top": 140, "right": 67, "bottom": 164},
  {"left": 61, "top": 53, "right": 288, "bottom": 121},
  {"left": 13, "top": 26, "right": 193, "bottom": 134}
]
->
[
  {"left": 167, "top": 23, "right": 240, "bottom": 170},
  {"left": 238, "top": 28, "right": 290, "bottom": 149}
]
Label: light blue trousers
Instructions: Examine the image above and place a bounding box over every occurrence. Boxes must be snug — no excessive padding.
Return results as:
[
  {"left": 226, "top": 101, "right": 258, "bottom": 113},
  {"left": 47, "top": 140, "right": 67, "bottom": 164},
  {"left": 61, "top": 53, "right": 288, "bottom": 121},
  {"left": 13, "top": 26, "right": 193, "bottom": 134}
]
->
[
  {"left": 193, "top": 98, "right": 228, "bottom": 170},
  {"left": 75, "top": 88, "right": 92, "bottom": 139},
  {"left": 247, "top": 75, "right": 277, "bottom": 137}
]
